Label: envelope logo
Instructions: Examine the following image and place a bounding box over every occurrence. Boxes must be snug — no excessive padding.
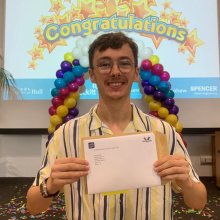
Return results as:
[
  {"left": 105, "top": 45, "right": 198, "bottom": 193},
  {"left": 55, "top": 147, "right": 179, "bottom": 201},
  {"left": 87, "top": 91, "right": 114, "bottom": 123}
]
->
[
  {"left": 88, "top": 142, "right": 95, "bottom": 149},
  {"left": 142, "top": 136, "right": 152, "bottom": 143}
]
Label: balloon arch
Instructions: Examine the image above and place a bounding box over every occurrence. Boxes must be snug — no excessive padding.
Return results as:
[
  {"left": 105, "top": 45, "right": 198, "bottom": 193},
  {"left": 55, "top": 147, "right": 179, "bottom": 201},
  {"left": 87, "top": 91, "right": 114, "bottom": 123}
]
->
[{"left": 47, "top": 34, "right": 186, "bottom": 146}]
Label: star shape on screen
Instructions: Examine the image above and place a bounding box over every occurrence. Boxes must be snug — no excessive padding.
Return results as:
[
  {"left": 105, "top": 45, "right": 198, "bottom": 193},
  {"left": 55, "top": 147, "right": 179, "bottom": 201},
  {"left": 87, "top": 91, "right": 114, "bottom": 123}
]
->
[
  {"left": 180, "top": 18, "right": 189, "bottom": 28},
  {"left": 57, "top": 12, "right": 71, "bottom": 24},
  {"left": 161, "top": 0, "right": 171, "bottom": 10},
  {"left": 183, "top": 29, "right": 204, "bottom": 56},
  {"left": 133, "top": 0, "right": 157, "bottom": 18},
  {"left": 28, "top": 60, "right": 38, "bottom": 70},
  {"left": 94, "top": 1, "right": 108, "bottom": 17},
  {"left": 28, "top": 43, "right": 44, "bottom": 60},
  {"left": 141, "top": 33, "right": 164, "bottom": 49},
  {"left": 49, "top": 0, "right": 66, "bottom": 15},
  {"left": 159, "top": 10, "right": 169, "bottom": 22},
  {"left": 79, "top": 0, "right": 96, "bottom": 18},
  {"left": 34, "top": 27, "right": 43, "bottom": 37},
  {"left": 37, "top": 35, "right": 67, "bottom": 53},
  {"left": 169, "top": 10, "right": 182, "bottom": 26},
  {"left": 116, "top": 4, "right": 131, "bottom": 16},
  {"left": 147, "top": 0, "right": 157, "bottom": 7}
]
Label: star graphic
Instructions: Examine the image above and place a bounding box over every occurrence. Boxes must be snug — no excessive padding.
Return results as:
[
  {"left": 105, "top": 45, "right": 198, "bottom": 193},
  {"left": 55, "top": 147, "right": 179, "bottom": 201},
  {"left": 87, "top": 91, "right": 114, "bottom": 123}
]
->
[
  {"left": 141, "top": 33, "right": 165, "bottom": 49},
  {"left": 94, "top": 1, "right": 108, "bottom": 17},
  {"left": 57, "top": 12, "right": 70, "bottom": 24},
  {"left": 184, "top": 29, "right": 204, "bottom": 56},
  {"left": 187, "top": 55, "right": 195, "bottom": 65},
  {"left": 28, "top": 43, "right": 44, "bottom": 60},
  {"left": 116, "top": 4, "right": 131, "bottom": 16},
  {"left": 170, "top": 10, "right": 182, "bottom": 25},
  {"left": 34, "top": 27, "right": 43, "bottom": 37},
  {"left": 79, "top": 0, "right": 96, "bottom": 18},
  {"left": 162, "top": 0, "right": 171, "bottom": 10},
  {"left": 133, "top": 0, "right": 157, "bottom": 18},
  {"left": 159, "top": 10, "right": 169, "bottom": 22},
  {"left": 28, "top": 60, "right": 38, "bottom": 70},
  {"left": 64, "top": 0, "right": 71, "bottom": 3},
  {"left": 180, "top": 18, "right": 189, "bottom": 28},
  {"left": 40, "top": 16, "right": 49, "bottom": 25},
  {"left": 49, "top": 0, "right": 66, "bottom": 15},
  {"left": 104, "top": 1, "right": 118, "bottom": 16},
  {"left": 37, "top": 35, "right": 67, "bottom": 53},
  {"left": 147, "top": 0, "right": 157, "bottom": 7},
  {"left": 68, "top": 3, "right": 81, "bottom": 20}
]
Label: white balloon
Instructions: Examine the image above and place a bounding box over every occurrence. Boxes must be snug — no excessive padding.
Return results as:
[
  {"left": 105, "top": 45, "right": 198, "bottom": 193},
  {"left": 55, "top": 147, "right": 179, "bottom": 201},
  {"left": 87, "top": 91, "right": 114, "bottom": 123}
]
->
[
  {"left": 72, "top": 47, "right": 82, "bottom": 59},
  {"left": 75, "top": 37, "right": 84, "bottom": 48},
  {"left": 140, "top": 47, "right": 153, "bottom": 60},
  {"left": 82, "top": 45, "right": 89, "bottom": 56},
  {"left": 135, "top": 39, "right": 145, "bottom": 51},
  {"left": 79, "top": 55, "right": 89, "bottom": 67}
]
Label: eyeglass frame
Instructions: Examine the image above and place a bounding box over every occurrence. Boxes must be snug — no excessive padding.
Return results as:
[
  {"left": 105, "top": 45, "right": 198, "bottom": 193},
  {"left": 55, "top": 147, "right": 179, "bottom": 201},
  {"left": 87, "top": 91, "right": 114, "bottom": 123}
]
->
[{"left": 92, "top": 58, "right": 136, "bottom": 75}]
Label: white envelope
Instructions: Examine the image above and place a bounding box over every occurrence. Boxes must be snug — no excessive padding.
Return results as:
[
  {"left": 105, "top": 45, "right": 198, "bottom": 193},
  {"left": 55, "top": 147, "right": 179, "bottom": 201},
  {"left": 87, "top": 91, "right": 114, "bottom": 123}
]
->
[{"left": 83, "top": 132, "right": 166, "bottom": 194}]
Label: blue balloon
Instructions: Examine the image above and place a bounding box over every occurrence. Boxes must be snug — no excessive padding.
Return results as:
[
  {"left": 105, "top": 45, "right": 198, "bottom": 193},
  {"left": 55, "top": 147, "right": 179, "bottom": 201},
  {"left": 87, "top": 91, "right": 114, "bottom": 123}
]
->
[
  {"left": 63, "top": 71, "right": 75, "bottom": 83},
  {"left": 54, "top": 78, "right": 67, "bottom": 89},
  {"left": 149, "top": 75, "right": 160, "bottom": 86},
  {"left": 165, "top": 90, "right": 175, "bottom": 98},
  {"left": 140, "top": 69, "right": 152, "bottom": 81},
  {"left": 72, "top": 65, "right": 84, "bottom": 77},
  {"left": 51, "top": 88, "right": 59, "bottom": 97},
  {"left": 158, "top": 81, "right": 170, "bottom": 93}
]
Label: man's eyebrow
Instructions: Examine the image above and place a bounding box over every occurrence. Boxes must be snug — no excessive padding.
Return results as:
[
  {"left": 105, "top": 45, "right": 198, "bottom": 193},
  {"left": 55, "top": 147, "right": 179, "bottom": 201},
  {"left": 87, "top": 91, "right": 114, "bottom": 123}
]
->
[{"left": 97, "top": 56, "right": 132, "bottom": 61}]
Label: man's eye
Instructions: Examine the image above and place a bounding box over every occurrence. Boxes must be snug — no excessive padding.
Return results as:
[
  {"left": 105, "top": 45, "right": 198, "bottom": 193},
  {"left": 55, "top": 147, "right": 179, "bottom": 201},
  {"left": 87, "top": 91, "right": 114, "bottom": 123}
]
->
[
  {"left": 119, "top": 60, "right": 132, "bottom": 66},
  {"left": 99, "top": 62, "right": 111, "bottom": 68}
]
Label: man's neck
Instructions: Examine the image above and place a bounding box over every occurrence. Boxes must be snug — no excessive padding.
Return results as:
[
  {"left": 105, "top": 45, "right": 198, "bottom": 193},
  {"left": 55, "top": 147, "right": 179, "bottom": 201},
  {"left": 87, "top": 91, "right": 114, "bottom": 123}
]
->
[{"left": 96, "top": 99, "right": 133, "bottom": 134}]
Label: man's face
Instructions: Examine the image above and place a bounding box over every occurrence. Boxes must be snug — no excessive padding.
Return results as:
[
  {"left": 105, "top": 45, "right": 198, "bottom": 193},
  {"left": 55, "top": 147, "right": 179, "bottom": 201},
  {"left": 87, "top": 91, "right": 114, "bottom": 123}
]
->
[{"left": 89, "top": 43, "right": 139, "bottom": 101}]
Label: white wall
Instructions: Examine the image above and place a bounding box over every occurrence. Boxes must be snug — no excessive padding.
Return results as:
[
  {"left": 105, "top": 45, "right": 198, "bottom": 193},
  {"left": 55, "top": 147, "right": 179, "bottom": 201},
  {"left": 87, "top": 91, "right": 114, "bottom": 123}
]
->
[{"left": 0, "top": 134, "right": 213, "bottom": 177}]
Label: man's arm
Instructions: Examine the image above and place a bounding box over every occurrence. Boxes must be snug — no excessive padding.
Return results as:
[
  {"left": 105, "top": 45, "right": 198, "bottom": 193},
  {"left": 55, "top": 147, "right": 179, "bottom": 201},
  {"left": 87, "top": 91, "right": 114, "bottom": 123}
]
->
[
  {"left": 154, "top": 155, "right": 207, "bottom": 210},
  {"left": 26, "top": 157, "right": 89, "bottom": 215}
]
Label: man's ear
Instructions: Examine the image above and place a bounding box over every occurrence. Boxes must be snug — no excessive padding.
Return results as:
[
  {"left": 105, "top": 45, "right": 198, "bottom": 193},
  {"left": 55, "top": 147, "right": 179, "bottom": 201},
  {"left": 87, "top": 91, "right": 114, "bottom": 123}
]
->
[{"left": 89, "top": 68, "right": 96, "bottom": 83}]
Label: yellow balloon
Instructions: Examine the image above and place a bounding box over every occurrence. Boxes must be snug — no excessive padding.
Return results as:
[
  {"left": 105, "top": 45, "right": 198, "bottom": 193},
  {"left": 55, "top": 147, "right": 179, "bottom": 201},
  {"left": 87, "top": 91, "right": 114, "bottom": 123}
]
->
[
  {"left": 158, "top": 107, "right": 169, "bottom": 119},
  {"left": 56, "top": 105, "right": 69, "bottom": 117},
  {"left": 50, "top": 114, "right": 62, "bottom": 126},
  {"left": 149, "top": 55, "right": 160, "bottom": 65},
  {"left": 64, "top": 52, "right": 74, "bottom": 63},
  {"left": 149, "top": 100, "right": 161, "bottom": 111},
  {"left": 175, "top": 121, "right": 183, "bottom": 133},
  {"left": 144, "top": 95, "right": 154, "bottom": 103},
  {"left": 69, "top": 91, "right": 80, "bottom": 100},
  {"left": 48, "top": 124, "right": 55, "bottom": 134},
  {"left": 64, "top": 97, "right": 76, "bottom": 108},
  {"left": 165, "top": 114, "right": 178, "bottom": 126}
]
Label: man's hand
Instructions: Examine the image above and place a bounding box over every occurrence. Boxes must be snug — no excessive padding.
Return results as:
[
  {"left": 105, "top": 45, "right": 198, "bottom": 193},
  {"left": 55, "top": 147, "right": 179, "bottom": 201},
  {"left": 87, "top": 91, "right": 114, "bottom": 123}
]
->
[
  {"left": 47, "top": 157, "right": 90, "bottom": 194},
  {"left": 154, "top": 155, "right": 192, "bottom": 189}
]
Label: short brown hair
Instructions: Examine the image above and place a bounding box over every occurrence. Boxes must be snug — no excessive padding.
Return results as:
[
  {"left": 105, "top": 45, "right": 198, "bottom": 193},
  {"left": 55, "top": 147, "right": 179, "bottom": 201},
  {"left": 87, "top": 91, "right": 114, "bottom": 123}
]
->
[{"left": 88, "top": 32, "right": 138, "bottom": 68}]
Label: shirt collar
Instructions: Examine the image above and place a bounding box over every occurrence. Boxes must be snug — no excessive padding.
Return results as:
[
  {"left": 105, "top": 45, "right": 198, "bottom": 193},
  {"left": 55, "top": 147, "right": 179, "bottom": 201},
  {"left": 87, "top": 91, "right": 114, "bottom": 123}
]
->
[{"left": 87, "top": 103, "right": 148, "bottom": 132}]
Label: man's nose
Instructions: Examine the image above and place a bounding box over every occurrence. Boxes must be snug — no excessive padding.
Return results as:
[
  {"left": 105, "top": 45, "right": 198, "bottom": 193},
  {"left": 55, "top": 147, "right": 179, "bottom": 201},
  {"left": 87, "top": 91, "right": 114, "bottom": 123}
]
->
[{"left": 110, "top": 63, "right": 121, "bottom": 77}]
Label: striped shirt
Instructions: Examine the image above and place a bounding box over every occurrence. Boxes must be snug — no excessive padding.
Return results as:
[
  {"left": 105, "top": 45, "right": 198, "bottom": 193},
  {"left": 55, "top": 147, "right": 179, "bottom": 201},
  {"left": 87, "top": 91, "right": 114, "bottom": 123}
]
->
[{"left": 34, "top": 104, "right": 200, "bottom": 220}]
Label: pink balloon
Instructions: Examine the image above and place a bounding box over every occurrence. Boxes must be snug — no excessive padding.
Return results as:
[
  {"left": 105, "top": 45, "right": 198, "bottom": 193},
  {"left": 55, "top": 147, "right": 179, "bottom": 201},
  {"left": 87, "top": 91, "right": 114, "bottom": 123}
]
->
[
  {"left": 48, "top": 106, "right": 56, "bottom": 116},
  {"left": 75, "top": 76, "right": 85, "bottom": 86},
  {"left": 141, "top": 59, "right": 152, "bottom": 71},
  {"left": 160, "top": 71, "right": 170, "bottom": 81},
  {"left": 151, "top": 64, "right": 164, "bottom": 75},
  {"left": 59, "top": 87, "right": 70, "bottom": 98},
  {"left": 51, "top": 96, "right": 63, "bottom": 108}
]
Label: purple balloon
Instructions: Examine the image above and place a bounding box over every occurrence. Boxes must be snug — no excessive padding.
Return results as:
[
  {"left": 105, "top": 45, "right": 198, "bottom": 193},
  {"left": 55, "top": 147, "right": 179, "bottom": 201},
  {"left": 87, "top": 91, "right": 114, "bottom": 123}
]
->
[
  {"left": 160, "top": 71, "right": 170, "bottom": 81},
  {"left": 61, "top": 61, "right": 72, "bottom": 72},
  {"left": 68, "top": 82, "right": 79, "bottom": 92},
  {"left": 153, "top": 90, "right": 165, "bottom": 100},
  {"left": 141, "top": 80, "right": 150, "bottom": 87},
  {"left": 169, "top": 105, "right": 179, "bottom": 115},
  {"left": 144, "top": 85, "right": 155, "bottom": 95},
  {"left": 69, "top": 108, "right": 79, "bottom": 117},
  {"left": 75, "top": 76, "right": 85, "bottom": 86},
  {"left": 164, "top": 97, "right": 175, "bottom": 108},
  {"left": 63, "top": 114, "right": 74, "bottom": 123},
  {"left": 56, "top": 69, "right": 64, "bottom": 78},
  {"left": 73, "top": 59, "right": 80, "bottom": 66}
]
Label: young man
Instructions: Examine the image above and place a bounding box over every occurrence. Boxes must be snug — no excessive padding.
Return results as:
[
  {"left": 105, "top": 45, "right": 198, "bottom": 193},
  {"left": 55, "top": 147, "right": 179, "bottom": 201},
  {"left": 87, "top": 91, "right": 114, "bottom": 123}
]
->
[{"left": 27, "top": 32, "right": 207, "bottom": 220}]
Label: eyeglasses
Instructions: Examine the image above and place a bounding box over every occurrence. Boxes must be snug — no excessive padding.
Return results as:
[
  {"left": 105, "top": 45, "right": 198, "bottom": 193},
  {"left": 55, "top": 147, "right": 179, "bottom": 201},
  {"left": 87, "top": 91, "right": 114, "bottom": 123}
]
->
[{"left": 95, "top": 59, "right": 134, "bottom": 75}]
